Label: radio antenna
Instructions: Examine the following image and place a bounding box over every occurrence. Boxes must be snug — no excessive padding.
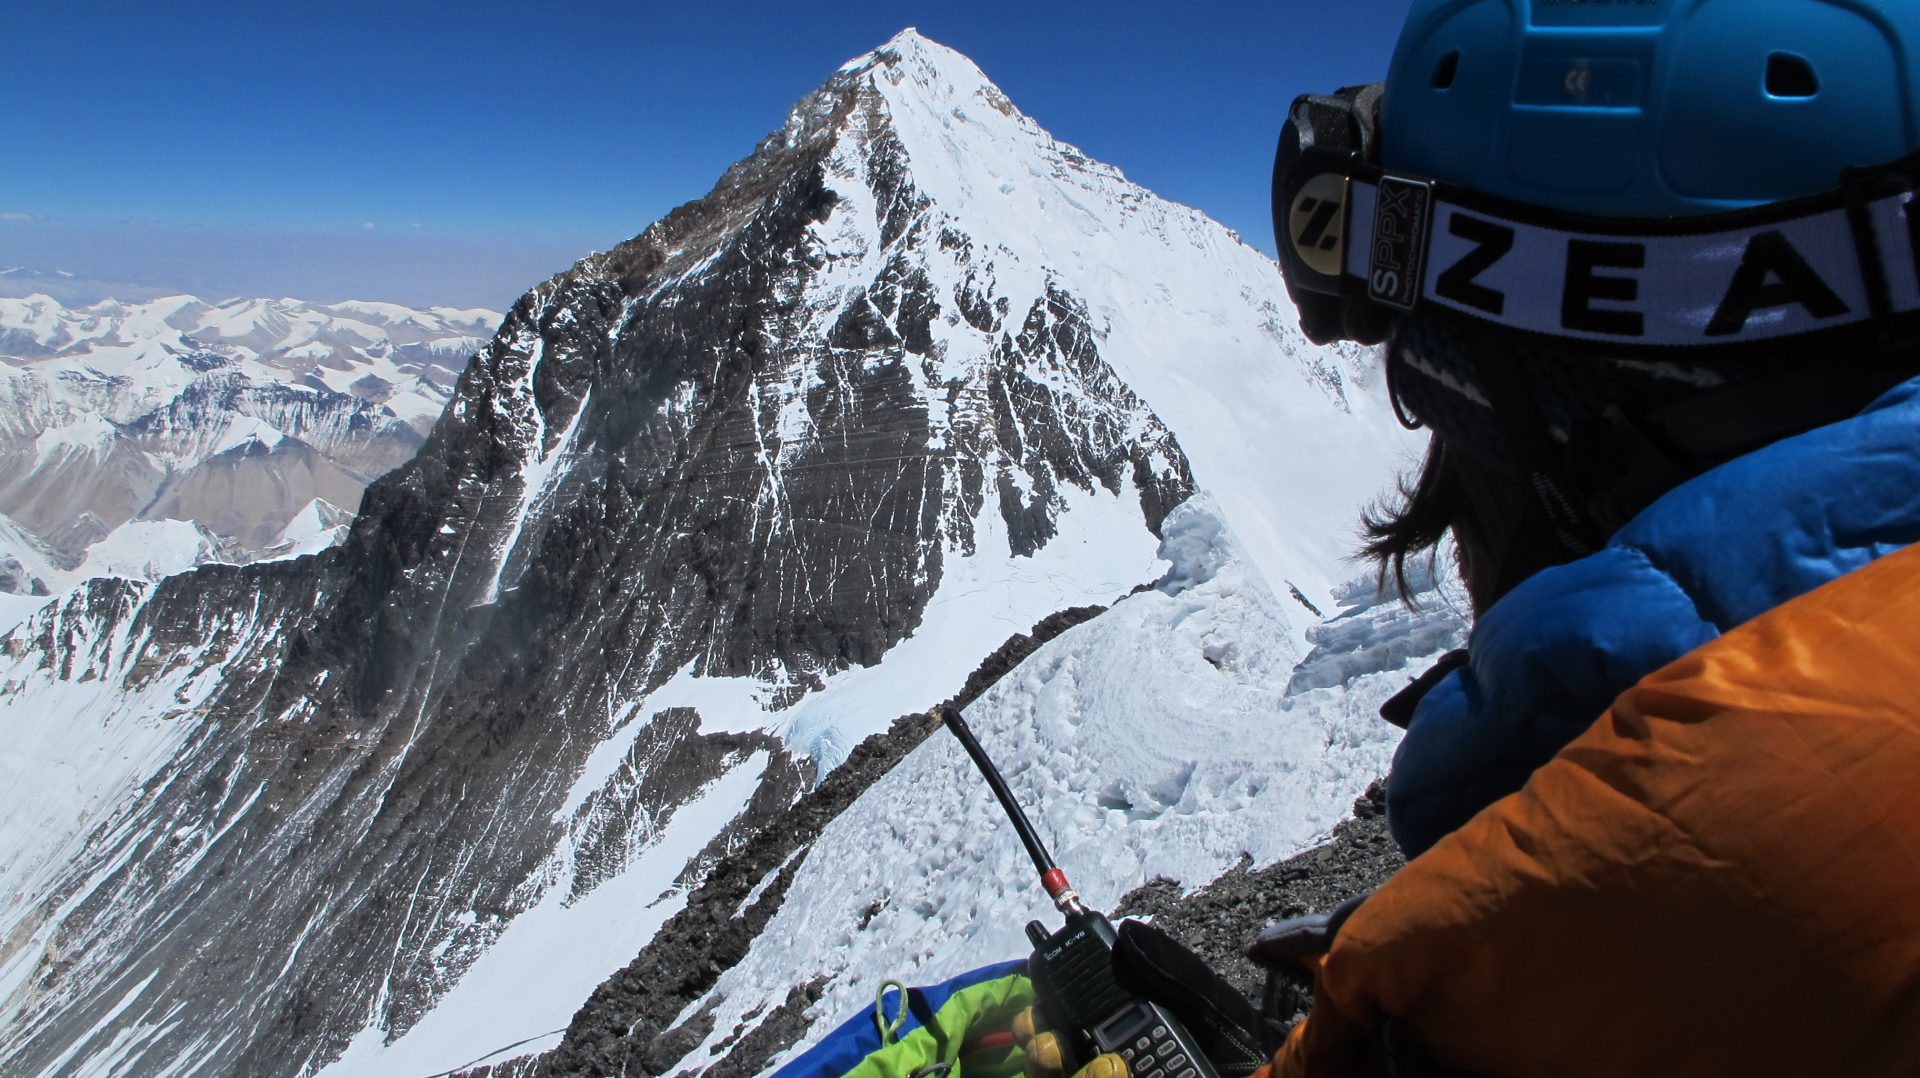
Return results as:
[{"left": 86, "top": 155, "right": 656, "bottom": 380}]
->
[{"left": 931, "top": 704, "right": 1085, "bottom": 915}]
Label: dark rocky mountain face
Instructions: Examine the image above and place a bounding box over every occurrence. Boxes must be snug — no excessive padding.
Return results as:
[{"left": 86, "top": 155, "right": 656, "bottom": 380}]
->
[{"left": 0, "top": 33, "right": 1200, "bottom": 1078}]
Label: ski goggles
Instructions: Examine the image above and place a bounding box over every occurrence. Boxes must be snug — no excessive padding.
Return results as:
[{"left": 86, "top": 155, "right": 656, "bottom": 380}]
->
[{"left": 1272, "top": 83, "right": 1920, "bottom": 353}]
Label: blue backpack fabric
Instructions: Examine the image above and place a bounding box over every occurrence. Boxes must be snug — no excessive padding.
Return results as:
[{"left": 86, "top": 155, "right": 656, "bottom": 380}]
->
[
  {"left": 1388, "top": 374, "right": 1920, "bottom": 856},
  {"left": 769, "top": 960, "right": 1030, "bottom": 1078}
]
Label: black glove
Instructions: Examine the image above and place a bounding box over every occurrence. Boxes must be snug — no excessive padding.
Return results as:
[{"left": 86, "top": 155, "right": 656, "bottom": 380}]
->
[{"left": 1111, "top": 920, "right": 1271, "bottom": 1077}]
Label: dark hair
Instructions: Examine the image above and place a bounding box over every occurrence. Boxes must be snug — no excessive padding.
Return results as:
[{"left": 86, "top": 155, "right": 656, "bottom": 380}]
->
[
  {"left": 1372, "top": 311, "right": 1920, "bottom": 612},
  {"left": 1358, "top": 437, "right": 1460, "bottom": 603},
  {"left": 1359, "top": 434, "right": 1552, "bottom": 612}
]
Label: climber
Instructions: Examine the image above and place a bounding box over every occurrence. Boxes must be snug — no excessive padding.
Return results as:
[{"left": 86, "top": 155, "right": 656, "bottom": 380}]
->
[{"left": 1250, "top": 0, "right": 1920, "bottom": 1072}]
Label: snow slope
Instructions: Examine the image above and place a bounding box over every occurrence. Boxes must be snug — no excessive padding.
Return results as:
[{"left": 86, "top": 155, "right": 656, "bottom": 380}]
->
[
  {"left": 261, "top": 498, "right": 354, "bottom": 561},
  {"left": 322, "top": 755, "right": 775, "bottom": 1077},
  {"left": 73, "top": 520, "right": 222, "bottom": 582},
  {"left": 0, "top": 584, "right": 203, "bottom": 1000},
  {"left": 314, "top": 493, "right": 1170, "bottom": 1078},
  {"left": 320, "top": 491, "right": 1464, "bottom": 1078},
  {"left": 0, "top": 513, "right": 223, "bottom": 637},
  {"left": 0, "top": 511, "right": 64, "bottom": 594}
]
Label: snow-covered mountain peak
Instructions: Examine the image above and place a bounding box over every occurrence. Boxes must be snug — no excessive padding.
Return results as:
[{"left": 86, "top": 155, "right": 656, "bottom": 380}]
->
[
  {"left": 1, "top": 292, "right": 497, "bottom": 366},
  {"left": 0, "top": 33, "right": 1434, "bottom": 1078},
  {"left": 760, "top": 29, "right": 1408, "bottom": 606},
  {"left": 822, "top": 29, "right": 1125, "bottom": 199},
  {"left": 850, "top": 28, "right": 1011, "bottom": 106}
]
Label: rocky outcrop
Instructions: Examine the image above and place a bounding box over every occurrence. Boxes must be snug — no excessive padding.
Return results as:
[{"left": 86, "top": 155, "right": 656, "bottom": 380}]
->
[{"left": 1112, "top": 782, "right": 1404, "bottom": 1021}]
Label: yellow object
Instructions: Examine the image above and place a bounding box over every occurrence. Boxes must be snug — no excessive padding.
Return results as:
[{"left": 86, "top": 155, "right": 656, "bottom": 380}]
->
[
  {"left": 1011, "top": 1013, "right": 1130, "bottom": 1078},
  {"left": 1012, "top": 1007, "right": 1042, "bottom": 1046},
  {"left": 841, "top": 969, "right": 1035, "bottom": 1078},
  {"left": 1024, "top": 1031, "right": 1065, "bottom": 1078},
  {"left": 1072, "top": 1053, "right": 1130, "bottom": 1078}
]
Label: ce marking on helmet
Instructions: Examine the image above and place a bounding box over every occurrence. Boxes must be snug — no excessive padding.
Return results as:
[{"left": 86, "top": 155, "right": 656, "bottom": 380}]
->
[
  {"left": 1564, "top": 63, "right": 1593, "bottom": 100},
  {"left": 1290, "top": 173, "right": 1350, "bottom": 278}
]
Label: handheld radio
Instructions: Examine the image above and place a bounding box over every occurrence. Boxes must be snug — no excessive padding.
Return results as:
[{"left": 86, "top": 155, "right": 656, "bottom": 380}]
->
[{"left": 932, "top": 705, "right": 1220, "bottom": 1078}]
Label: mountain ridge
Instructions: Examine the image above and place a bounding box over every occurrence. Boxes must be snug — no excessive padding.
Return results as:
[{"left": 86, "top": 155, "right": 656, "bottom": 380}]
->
[{"left": 0, "top": 30, "right": 1427, "bottom": 1078}]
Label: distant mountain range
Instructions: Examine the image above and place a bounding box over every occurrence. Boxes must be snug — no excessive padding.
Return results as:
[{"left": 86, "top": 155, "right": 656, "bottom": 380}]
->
[
  {"left": 0, "top": 293, "right": 497, "bottom": 620},
  {"left": 0, "top": 266, "right": 129, "bottom": 308}
]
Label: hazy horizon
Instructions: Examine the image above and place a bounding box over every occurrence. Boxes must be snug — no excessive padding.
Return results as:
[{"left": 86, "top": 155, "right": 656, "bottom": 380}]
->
[
  {"left": 4, "top": 2, "right": 1414, "bottom": 308},
  {"left": 0, "top": 218, "right": 595, "bottom": 310}
]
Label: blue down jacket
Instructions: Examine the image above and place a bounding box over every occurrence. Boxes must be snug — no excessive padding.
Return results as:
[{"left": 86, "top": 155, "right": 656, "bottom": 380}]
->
[{"left": 1386, "top": 374, "right": 1920, "bottom": 856}]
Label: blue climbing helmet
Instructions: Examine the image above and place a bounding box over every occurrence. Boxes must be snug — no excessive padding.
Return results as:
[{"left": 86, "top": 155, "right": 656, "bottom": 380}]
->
[
  {"left": 1272, "top": 0, "right": 1920, "bottom": 589},
  {"left": 1383, "top": 0, "right": 1920, "bottom": 219},
  {"left": 1274, "top": 0, "right": 1920, "bottom": 350}
]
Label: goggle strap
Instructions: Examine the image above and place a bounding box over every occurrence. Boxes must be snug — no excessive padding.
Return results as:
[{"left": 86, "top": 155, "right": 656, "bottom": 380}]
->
[{"left": 1334, "top": 161, "right": 1920, "bottom": 350}]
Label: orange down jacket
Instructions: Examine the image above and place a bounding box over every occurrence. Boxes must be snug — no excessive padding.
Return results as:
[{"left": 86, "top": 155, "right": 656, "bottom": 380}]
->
[{"left": 1266, "top": 538, "right": 1920, "bottom": 1076}]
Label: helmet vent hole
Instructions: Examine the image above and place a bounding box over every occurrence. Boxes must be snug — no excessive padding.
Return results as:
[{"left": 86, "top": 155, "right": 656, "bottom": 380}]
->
[
  {"left": 1431, "top": 50, "right": 1460, "bottom": 90},
  {"left": 1766, "top": 53, "right": 1819, "bottom": 99}
]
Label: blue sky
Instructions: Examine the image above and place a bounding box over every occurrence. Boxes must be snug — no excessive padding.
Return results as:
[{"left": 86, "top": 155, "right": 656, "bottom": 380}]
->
[{"left": 2, "top": 1, "right": 1413, "bottom": 308}]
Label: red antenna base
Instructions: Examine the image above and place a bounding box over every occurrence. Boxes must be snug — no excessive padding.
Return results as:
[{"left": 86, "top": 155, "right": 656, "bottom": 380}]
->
[{"left": 1041, "top": 868, "right": 1070, "bottom": 897}]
